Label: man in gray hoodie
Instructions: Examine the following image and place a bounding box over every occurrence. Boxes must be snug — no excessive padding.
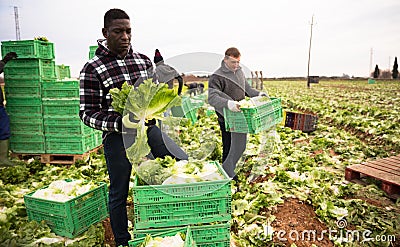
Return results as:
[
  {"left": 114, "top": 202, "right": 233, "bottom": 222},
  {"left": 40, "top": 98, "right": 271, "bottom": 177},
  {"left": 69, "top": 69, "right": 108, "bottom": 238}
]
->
[
  {"left": 154, "top": 49, "right": 183, "bottom": 95},
  {"left": 208, "top": 47, "right": 268, "bottom": 179}
]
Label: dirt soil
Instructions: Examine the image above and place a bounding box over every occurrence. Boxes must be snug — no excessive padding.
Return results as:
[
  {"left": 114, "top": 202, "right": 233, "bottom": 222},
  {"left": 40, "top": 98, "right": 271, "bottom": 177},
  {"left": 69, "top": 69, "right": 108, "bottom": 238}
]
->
[
  {"left": 103, "top": 217, "right": 115, "bottom": 247},
  {"left": 104, "top": 197, "right": 400, "bottom": 247},
  {"left": 271, "top": 198, "right": 335, "bottom": 247}
]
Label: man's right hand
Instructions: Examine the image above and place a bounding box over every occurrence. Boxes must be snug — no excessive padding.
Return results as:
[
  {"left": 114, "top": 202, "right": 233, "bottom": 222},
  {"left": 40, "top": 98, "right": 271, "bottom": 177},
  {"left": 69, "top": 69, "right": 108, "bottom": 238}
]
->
[
  {"left": 3, "top": 52, "right": 18, "bottom": 63},
  {"left": 228, "top": 100, "right": 241, "bottom": 112}
]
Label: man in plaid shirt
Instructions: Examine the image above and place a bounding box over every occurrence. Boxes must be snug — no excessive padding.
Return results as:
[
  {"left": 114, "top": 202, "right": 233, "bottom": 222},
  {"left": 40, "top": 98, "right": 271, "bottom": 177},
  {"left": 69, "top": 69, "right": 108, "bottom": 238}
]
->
[{"left": 79, "top": 8, "right": 187, "bottom": 246}]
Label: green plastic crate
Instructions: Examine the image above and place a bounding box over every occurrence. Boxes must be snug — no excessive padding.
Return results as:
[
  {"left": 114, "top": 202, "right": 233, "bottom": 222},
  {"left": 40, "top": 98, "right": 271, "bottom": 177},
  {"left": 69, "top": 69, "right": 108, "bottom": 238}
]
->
[
  {"left": 1, "top": 40, "right": 55, "bottom": 59},
  {"left": 10, "top": 133, "right": 45, "bottom": 153},
  {"left": 10, "top": 142, "right": 45, "bottom": 154},
  {"left": 5, "top": 84, "right": 41, "bottom": 97},
  {"left": 56, "top": 64, "right": 71, "bottom": 79},
  {"left": 43, "top": 116, "right": 92, "bottom": 135},
  {"left": 3, "top": 58, "right": 56, "bottom": 80},
  {"left": 133, "top": 222, "right": 230, "bottom": 247},
  {"left": 10, "top": 119, "right": 44, "bottom": 134},
  {"left": 205, "top": 108, "right": 215, "bottom": 117},
  {"left": 42, "top": 80, "right": 79, "bottom": 98},
  {"left": 240, "top": 97, "right": 281, "bottom": 117},
  {"left": 9, "top": 115, "right": 44, "bottom": 135},
  {"left": 9, "top": 114, "right": 43, "bottom": 124},
  {"left": 42, "top": 99, "right": 80, "bottom": 116},
  {"left": 224, "top": 97, "right": 283, "bottom": 134},
  {"left": 92, "top": 131, "right": 103, "bottom": 148},
  {"left": 45, "top": 134, "right": 93, "bottom": 154},
  {"left": 132, "top": 161, "right": 231, "bottom": 229},
  {"left": 171, "top": 96, "right": 198, "bottom": 124},
  {"left": 5, "top": 96, "right": 42, "bottom": 115},
  {"left": 5, "top": 96, "right": 42, "bottom": 105},
  {"left": 129, "top": 226, "right": 195, "bottom": 247},
  {"left": 190, "top": 98, "right": 205, "bottom": 109},
  {"left": 3, "top": 78, "right": 42, "bottom": 87},
  {"left": 24, "top": 181, "right": 108, "bottom": 238},
  {"left": 89, "top": 45, "right": 98, "bottom": 59},
  {"left": 6, "top": 105, "right": 42, "bottom": 116}
]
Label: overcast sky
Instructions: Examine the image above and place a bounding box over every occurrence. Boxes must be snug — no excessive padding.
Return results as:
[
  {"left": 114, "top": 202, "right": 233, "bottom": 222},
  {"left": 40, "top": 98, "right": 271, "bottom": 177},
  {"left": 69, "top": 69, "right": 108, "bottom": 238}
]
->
[{"left": 1, "top": 0, "right": 399, "bottom": 78}]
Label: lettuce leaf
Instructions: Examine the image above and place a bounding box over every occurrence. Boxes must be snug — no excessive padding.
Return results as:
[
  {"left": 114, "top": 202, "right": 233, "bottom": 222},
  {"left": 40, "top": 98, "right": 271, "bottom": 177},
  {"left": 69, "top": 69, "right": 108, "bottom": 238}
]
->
[
  {"left": 114, "top": 80, "right": 181, "bottom": 164},
  {"left": 110, "top": 82, "right": 132, "bottom": 115}
]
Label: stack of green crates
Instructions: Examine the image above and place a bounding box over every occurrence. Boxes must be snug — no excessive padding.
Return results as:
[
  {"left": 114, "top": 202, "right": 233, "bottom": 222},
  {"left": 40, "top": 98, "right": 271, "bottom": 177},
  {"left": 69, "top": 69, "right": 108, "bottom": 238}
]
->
[
  {"left": 42, "top": 79, "right": 91, "bottom": 154},
  {"left": 1, "top": 40, "right": 103, "bottom": 155},
  {"left": 2, "top": 39, "right": 56, "bottom": 153},
  {"left": 55, "top": 64, "right": 71, "bottom": 80},
  {"left": 130, "top": 161, "right": 232, "bottom": 247}
]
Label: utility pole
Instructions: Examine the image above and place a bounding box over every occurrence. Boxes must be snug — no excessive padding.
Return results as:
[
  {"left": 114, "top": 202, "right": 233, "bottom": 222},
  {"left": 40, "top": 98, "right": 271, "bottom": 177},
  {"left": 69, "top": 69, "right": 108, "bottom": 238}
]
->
[
  {"left": 14, "top": 6, "right": 21, "bottom": 40},
  {"left": 369, "top": 48, "right": 373, "bottom": 78},
  {"left": 307, "top": 15, "right": 314, "bottom": 89}
]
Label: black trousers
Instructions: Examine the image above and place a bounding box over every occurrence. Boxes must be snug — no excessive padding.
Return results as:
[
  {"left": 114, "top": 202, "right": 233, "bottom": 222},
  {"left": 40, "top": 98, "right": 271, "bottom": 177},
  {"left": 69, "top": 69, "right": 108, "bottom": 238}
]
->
[{"left": 147, "top": 125, "right": 188, "bottom": 160}]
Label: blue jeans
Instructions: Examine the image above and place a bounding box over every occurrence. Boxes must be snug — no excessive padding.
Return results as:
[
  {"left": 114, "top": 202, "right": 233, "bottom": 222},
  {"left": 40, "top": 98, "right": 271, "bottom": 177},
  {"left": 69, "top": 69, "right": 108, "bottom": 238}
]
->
[
  {"left": 103, "top": 132, "right": 132, "bottom": 246},
  {"left": 0, "top": 107, "right": 11, "bottom": 140}
]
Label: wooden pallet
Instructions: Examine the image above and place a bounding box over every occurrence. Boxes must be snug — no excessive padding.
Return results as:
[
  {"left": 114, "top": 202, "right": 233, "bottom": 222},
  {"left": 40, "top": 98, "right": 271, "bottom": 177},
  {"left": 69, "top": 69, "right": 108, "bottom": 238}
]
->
[
  {"left": 345, "top": 155, "right": 400, "bottom": 198},
  {"left": 11, "top": 145, "right": 103, "bottom": 165}
]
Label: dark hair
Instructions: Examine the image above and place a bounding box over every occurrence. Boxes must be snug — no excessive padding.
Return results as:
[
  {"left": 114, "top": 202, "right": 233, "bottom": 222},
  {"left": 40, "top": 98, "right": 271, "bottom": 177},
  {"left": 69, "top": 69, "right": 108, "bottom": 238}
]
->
[
  {"left": 104, "top": 8, "right": 130, "bottom": 28},
  {"left": 225, "top": 47, "right": 241, "bottom": 58}
]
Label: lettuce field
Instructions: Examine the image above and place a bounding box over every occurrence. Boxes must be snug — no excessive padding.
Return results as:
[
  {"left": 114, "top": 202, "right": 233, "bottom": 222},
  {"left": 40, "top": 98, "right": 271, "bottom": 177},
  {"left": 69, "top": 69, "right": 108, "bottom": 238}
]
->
[{"left": 0, "top": 79, "right": 399, "bottom": 247}]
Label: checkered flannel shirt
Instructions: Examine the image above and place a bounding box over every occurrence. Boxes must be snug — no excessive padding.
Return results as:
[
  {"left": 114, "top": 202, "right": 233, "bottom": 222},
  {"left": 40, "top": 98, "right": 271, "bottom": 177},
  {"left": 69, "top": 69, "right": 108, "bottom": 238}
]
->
[{"left": 79, "top": 40, "right": 153, "bottom": 133}]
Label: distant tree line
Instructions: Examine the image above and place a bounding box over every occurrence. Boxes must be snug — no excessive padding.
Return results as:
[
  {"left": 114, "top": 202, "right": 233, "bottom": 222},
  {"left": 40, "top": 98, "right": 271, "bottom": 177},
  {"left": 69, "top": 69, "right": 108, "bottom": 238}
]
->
[{"left": 372, "top": 56, "right": 399, "bottom": 79}]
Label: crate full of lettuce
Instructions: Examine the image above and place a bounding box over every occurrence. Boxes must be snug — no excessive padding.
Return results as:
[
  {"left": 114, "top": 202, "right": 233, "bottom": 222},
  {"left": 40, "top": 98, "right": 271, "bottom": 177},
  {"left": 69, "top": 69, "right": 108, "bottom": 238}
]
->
[
  {"left": 223, "top": 96, "right": 283, "bottom": 134},
  {"left": 132, "top": 156, "right": 232, "bottom": 229},
  {"left": 24, "top": 179, "right": 108, "bottom": 238}
]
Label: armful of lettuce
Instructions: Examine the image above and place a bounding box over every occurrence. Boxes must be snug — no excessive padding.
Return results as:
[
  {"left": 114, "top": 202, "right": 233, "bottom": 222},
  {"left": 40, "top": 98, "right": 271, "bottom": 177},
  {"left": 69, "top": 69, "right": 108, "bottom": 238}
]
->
[{"left": 110, "top": 79, "right": 181, "bottom": 164}]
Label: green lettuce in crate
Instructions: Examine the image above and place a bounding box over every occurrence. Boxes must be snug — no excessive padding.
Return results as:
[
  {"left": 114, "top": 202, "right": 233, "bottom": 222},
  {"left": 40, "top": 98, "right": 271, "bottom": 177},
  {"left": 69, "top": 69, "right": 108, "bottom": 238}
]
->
[
  {"left": 136, "top": 156, "right": 224, "bottom": 185},
  {"left": 30, "top": 180, "right": 97, "bottom": 202},
  {"left": 238, "top": 95, "right": 271, "bottom": 108},
  {"left": 139, "top": 232, "right": 185, "bottom": 247},
  {"left": 110, "top": 80, "right": 181, "bottom": 164}
]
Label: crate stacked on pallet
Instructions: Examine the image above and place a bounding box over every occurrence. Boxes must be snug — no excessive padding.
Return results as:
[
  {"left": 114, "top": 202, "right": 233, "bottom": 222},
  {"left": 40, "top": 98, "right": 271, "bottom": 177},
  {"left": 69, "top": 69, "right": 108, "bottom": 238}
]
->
[
  {"left": 1, "top": 39, "right": 56, "bottom": 154},
  {"left": 42, "top": 79, "right": 100, "bottom": 154},
  {"left": 88, "top": 45, "right": 98, "bottom": 59},
  {"left": 1, "top": 40, "right": 103, "bottom": 156},
  {"left": 129, "top": 161, "right": 232, "bottom": 247},
  {"left": 55, "top": 64, "right": 71, "bottom": 80}
]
